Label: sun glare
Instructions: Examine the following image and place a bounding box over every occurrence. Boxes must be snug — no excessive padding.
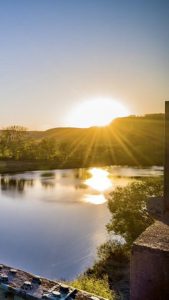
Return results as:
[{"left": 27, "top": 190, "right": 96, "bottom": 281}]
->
[
  {"left": 83, "top": 168, "right": 113, "bottom": 205},
  {"left": 85, "top": 168, "right": 112, "bottom": 192},
  {"left": 84, "top": 194, "right": 107, "bottom": 205},
  {"left": 67, "top": 97, "right": 129, "bottom": 127}
]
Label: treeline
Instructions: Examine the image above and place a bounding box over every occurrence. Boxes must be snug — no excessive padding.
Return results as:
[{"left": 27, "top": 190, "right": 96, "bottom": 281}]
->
[
  {"left": 0, "top": 126, "right": 60, "bottom": 161},
  {"left": 0, "top": 114, "right": 165, "bottom": 167}
]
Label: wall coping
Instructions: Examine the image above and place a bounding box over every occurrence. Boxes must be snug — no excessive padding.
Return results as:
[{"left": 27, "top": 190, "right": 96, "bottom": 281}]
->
[{"left": 133, "top": 221, "right": 169, "bottom": 252}]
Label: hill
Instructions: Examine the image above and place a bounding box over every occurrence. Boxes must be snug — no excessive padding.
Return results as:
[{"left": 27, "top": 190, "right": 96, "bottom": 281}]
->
[
  {"left": 35, "top": 113, "right": 164, "bottom": 166},
  {"left": 0, "top": 114, "right": 165, "bottom": 168}
]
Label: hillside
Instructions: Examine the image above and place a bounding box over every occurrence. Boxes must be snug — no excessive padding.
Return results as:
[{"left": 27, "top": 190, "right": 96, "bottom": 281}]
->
[
  {"left": 0, "top": 114, "right": 165, "bottom": 168},
  {"left": 35, "top": 113, "right": 164, "bottom": 166}
]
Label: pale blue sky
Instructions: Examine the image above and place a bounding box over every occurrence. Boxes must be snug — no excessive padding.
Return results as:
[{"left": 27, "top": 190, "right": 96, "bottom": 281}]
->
[{"left": 0, "top": 0, "right": 169, "bottom": 129}]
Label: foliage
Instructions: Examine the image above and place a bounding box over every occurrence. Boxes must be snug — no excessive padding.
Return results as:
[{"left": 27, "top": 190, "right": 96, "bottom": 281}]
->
[
  {"left": 0, "top": 126, "right": 59, "bottom": 161},
  {"left": 0, "top": 114, "right": 165, "bottom": 167},
  {"left": 107, "top": 178, "right": 163, "bottom": 245},
  {"left": 84, "top": 178, "right": 163, "bottom": 296},
  {"left": 70, "top": 275, "right": 115, "bottom": 300},
  {"left": 86, "top": 241, "right": 129, "bottom": 284},
  {"left": 34, "top": 138, "right": 58, "bottom": 160},
  {"left": 0, "top": 126, "right": 28, "bottom": 160},
  {"left": 97, "top": 240, "right": 129, "bottom": 262}
]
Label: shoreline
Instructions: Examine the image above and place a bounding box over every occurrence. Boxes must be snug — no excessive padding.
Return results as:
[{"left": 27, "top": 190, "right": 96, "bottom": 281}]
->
[{"left": 0, "top": 160, "right": 163, "bottom": 174}]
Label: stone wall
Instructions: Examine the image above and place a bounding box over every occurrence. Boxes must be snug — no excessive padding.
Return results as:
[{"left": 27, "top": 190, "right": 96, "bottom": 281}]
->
[{"left": 130, "top": 221, "right": 169, "bottom": 300}]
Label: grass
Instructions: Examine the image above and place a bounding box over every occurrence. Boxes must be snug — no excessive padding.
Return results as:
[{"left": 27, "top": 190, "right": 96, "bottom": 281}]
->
[{"left": 70, "top": 275, "right": 116, "bottom": 299}]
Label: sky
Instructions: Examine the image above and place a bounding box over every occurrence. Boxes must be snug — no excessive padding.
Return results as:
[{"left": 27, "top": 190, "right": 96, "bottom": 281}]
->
[{"left": 0, "top": 0, "right": 169, "bottom": 129}]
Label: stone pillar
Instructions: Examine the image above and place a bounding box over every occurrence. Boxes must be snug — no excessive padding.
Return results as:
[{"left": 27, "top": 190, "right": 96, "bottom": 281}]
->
[
  {"left": 130, "top": 221, "right": 169, "bottom": 300},
  {"left": 130, "top": 101, "right": 169, "bottom": 299},
  {"left": 164, "top": 101, "right": 169, "bottom": 211}
]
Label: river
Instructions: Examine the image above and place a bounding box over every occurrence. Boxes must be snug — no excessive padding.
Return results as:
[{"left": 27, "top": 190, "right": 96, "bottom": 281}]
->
[{"left": 0, "top": 166, "right": 163, "bottom": 280}]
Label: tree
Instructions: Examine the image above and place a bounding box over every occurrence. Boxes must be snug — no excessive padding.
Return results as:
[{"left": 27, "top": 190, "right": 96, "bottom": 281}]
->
[
  {"left": 107, "top": 178, "right": 163, "bottom": 246},
  {"left": 36, "top": 138, "right": 58, "bottom": 160},
  {"left": 85, "top": 178, "right": 163, "bottom": 295},
  {"left": 0, "top": 126, "right": 28, "bottom": 159}
]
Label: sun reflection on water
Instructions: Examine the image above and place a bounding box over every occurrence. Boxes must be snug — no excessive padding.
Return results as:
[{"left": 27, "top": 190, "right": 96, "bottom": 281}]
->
[
  {"left": 85, "top": 168, "right": 112, "bottom": 192},
  {"left": 83, "top": 168, "right": 113, "bottom": 205},
  {"left": 84, "top": 194, "right": 107, "bottom": 205}
]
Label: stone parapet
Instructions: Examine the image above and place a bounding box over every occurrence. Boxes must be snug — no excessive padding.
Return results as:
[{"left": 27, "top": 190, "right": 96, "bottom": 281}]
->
[{"left": 130, "top": 221, "right": 169, "bottom": 300}]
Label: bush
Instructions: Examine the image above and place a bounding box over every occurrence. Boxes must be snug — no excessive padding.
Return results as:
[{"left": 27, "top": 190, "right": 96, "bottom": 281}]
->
[
  {"left": 85, "top": 178, "right": 163, "bottom": 292},
  {"left": 107, "top": 178, "right": 163, "bottom": 246},
  {"left": 70, "top": 275, "right": 115, "bottom": 299},
  {"left": 86, "top": 241, "right": 129, "bottom": 284}
]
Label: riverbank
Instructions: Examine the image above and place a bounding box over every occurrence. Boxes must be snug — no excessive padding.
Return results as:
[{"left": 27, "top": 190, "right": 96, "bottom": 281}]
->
[
  {"left": 0, "top": 160, "right": 163, "bottom": 174},
  {"left": 0, "top": 160, "right": 66, "bottom": 174},
  {"left": 0, "top": 160, "right": 111, "bottom": 174},
  {"left": 0, "top": 160, "right": 104, "bottom": 174}
]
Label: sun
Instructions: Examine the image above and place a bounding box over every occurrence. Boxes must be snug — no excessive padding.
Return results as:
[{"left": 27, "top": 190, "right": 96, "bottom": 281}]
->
[{"left": 67, "top": 97, "right": 129, "bottom": 128}]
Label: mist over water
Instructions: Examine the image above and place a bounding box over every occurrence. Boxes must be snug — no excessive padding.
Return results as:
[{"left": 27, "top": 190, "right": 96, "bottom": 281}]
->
[{"left": 0, "top": 166, "right": 162, "bottom": 280}]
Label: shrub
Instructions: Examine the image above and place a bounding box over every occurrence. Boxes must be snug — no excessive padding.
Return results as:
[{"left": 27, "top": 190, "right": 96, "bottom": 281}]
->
[
  {"left": 107, "top": 178, "right": 163, "bottom": 246},
  {"left": 70, "top": 275, "right": 115, "bottom": 299}
]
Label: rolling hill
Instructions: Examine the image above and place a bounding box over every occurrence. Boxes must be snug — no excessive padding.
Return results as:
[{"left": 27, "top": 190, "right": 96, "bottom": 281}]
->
[{"left": 0, "top": 114, "right": 165, "bottom": 168}]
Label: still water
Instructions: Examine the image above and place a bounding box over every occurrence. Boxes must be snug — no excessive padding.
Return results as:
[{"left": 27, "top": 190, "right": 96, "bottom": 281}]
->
[{"left": 0, "top": 166, "right": 163, "bottom": 280}]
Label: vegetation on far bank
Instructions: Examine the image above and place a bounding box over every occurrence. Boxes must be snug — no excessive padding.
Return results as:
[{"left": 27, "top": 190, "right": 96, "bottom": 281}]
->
[{"left": 0, "top": 114, "right": 165, "bottom": 171}]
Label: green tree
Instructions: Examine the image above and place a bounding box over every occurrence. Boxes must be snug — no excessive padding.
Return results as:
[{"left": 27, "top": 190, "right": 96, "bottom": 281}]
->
[
  {"left": 84, "top": 178, "right": 163, "bottom": 297},
  {"left": 107, "top": 178, "right": 163, "bottom": 246},
  {"left": 0, "top": 125, "right": 28, "bottom": 159},
  {"left": 36, "top": 138, "right": 58, "bottom": 160}
]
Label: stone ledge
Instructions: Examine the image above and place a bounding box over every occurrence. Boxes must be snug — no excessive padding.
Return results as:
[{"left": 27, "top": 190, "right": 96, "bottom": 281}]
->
[{"left": 133, "top": 220, "right": 169, "bottom": 252}]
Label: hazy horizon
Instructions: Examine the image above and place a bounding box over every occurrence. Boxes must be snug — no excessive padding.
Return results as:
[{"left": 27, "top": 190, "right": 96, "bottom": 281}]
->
[{"left": 0, "top": 111, "right": 164, "bottom": 131}]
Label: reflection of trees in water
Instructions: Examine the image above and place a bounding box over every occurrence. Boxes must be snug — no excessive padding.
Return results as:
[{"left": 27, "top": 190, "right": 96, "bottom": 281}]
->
[
  {"left": 61, "top": 172, "right": 69, "bottom": 178},
  {"left": 41, "top": 172, "right": 55, "bottom": 178},
  {"left": 73, "top": 169, "right": 91, "bottom": 180},
  {"left": 73, "top": 169, "right": 91, "bottom": 189},
  {"left": 41, "top": 180, "right": 56, "bottom": 189},
  {"left": 0, "top": 177, "right": 34, "bottom": 193},
  {"left": 74, "top": 183, "right": 88, "bottom": 190}
]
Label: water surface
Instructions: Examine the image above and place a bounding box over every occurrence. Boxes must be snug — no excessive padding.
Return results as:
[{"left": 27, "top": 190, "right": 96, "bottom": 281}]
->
[{"left": 0, "top": 166, "right": 163, "bottom": 280}]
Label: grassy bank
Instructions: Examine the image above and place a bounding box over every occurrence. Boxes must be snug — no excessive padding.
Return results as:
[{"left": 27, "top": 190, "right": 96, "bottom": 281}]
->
[
  {"left": 0, "top": 159, "right": 114, "bottom": 174},
  {"left": 70, "top": 276, "right": 115, "bottom": 299},
  {"left": 0, "top": 159, "right": 164, "bottom": 175},
  {"left": 0, "top": 160, "right": 65, "bottom": 174}
]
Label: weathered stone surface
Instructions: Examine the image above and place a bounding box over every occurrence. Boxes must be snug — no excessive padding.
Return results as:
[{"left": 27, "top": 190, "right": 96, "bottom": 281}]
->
[
  {"left": 147, "top": 197, "right": 164, "bottom": 219},
  {"left": 135, "top": 220, "right": 169, "bottom": 251},
  {"left": 0, "top": 264, "right": 107, "bottom": 300},
  {"left": 130, "top": 221, "right": 169, "bottom": 300}
]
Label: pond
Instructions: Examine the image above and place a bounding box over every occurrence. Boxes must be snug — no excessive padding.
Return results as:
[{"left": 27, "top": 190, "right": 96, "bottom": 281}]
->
[{"left": 0, "top": 166, "right": 163, "bottom": 280}]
